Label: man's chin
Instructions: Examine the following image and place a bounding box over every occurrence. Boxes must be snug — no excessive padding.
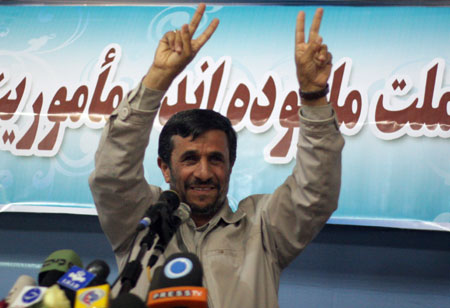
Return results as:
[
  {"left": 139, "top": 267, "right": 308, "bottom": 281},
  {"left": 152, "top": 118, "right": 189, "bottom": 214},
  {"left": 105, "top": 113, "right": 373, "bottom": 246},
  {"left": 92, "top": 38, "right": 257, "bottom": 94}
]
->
[{"left": 188, "top": 200, "right": 223, "bottom": 217}]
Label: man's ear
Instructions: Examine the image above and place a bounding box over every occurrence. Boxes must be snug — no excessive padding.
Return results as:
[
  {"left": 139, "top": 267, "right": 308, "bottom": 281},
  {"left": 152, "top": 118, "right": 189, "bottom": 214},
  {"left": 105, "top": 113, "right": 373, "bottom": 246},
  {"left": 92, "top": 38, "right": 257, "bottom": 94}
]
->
[{"left": 157, "top": 157, "right": 171, "bottom": 183}]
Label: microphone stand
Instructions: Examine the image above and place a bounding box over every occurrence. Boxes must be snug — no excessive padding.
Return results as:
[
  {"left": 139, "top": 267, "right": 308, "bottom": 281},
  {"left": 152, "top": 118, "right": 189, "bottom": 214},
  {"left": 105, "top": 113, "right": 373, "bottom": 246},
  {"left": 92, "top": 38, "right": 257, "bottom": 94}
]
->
[
  {"left": 118, "top": 228, "right": 157, "bottom": 295},
  {"left": 118, "top": 204, "right": 187, "bottom": 294}
]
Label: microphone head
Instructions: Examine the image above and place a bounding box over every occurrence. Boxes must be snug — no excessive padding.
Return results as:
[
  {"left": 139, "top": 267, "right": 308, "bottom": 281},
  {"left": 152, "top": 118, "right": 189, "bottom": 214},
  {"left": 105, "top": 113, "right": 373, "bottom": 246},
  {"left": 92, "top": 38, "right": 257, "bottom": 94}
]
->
[
  {"left": 159, "top": 190, "right": 180, "bottom": 212},
  {"left": 5, "top": 275, "right": 37, "bottom": 305},
  {"left": 85, "top": 260, "right": 110, "bottom": 283},
  {"left": 110, "top": 293, "right": 146, "bottom": 308},
  {"left": 146, "top": 253, "right": 207, "bottom": 308},
  {"left": 39, "top": 249, "right": 83, "bottom": 286},
  {"left": 158, "top": 252, "right": 203, "bottom": 288},
  {"left": 173, "top": 202, "right": 191, "bottom": 223}
]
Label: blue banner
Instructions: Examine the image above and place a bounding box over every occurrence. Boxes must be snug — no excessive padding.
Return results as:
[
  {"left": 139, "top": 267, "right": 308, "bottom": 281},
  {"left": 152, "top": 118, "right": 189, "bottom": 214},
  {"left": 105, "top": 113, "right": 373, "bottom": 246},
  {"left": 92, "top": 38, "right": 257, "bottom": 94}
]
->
[{"left": 0, "top": 5, "right": 448, "bottom": 231}]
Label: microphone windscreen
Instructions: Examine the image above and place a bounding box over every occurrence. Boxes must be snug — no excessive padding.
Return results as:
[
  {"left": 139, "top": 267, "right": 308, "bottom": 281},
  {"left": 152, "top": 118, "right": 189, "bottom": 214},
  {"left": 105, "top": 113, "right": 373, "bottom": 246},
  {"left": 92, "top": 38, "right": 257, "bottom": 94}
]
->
[
  {"left": 110, "top": 293, "right": 146, "bottom": 308},
  {"left": 39, "top": 249, "right": 83, "bottom": 286},
  {"left": 146, "top": 253, "right": 207, "bottom": 308},
  {"left": 157, "top": 253, "right": 203, "bottom": 289},
  {"left": 85, "top": 260, "right": 110, "bottom": 284},
  {"left": 158, "top": 190, "right": 180, "bottom": 212},
  {"left": 42, "top": 285, "right": 71, "bottom": 308},
  {"left": 5, "top": 275, "right": 36, "bottom": 305}
]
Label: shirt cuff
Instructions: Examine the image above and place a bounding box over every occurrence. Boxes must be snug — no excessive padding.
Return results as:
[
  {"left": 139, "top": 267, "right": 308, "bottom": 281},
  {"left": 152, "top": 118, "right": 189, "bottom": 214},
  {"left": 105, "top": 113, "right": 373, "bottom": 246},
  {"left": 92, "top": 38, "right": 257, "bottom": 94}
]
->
[
  {"left": 299, "top": 104, "right": 334, "bottom": 121},
  {"left": 128, "top": 82, "right": 166, "bottom": 111}
]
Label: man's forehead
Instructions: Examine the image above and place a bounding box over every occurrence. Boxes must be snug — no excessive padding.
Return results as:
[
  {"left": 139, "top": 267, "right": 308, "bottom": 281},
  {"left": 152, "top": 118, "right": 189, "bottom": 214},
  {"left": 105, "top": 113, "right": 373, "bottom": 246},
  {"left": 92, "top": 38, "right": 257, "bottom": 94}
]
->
[{"left": 171, "top": 130, "right": 229, "bottom": 154}]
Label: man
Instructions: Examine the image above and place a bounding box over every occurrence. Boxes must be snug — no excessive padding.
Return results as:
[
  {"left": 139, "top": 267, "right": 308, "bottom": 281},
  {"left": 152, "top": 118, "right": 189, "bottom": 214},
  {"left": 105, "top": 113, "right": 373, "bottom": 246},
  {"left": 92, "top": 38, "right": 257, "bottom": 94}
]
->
[{"left": 89, "top": 3, "right": 344, "bottom": 308}]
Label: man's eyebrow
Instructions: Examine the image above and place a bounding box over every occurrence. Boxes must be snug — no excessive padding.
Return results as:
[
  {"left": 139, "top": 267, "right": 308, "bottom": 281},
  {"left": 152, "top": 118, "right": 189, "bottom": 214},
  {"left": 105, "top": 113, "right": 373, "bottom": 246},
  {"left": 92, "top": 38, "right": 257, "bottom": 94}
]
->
[
  {"left": 209, "top": 151, "right": 225, "bottom": 159},
  {"left": 179, "top": 150, "right": 199, "bottom": 159}
]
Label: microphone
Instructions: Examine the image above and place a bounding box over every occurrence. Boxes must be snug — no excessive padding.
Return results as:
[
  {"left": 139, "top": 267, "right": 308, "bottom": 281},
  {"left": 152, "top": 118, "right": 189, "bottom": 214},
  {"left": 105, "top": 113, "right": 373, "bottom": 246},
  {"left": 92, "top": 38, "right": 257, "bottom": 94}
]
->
[
  {"left": 9, "top": 286, "right": 48, "bottom": 308},
  {"left": 147, "top": 203, "right": 191, "bottom": 269},
  {"left": 146, "top": 253, "right": 207, "bottom": 308},
  {"left": 57, "top": 265, "right": 97, "bottom": 305},
  {"left": 85, "top": 260, "right": 110, "bottom": 286},
  {"left": 5, "top": 275, "right": 36, "bottom": 306},
  {"left": 41, "top": 285, "right": 71, "bottom": 308},
  {"left": 74, "top": 284, "right": 110, "bottom": 308},
  {"left": 73, "top": 259, "right": 111, "bottom": 308},
  {"left": 137, "top": 191, "right": 180, "bottom": 231},
  {"left": 39, "top": 250, "right": 83, "bottom": 287}
]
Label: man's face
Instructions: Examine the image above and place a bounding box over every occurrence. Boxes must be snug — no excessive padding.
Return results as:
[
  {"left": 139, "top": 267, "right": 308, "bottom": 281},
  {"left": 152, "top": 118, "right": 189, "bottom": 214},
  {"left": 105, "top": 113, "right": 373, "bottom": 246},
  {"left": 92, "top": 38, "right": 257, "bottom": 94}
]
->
[{"left": 158, "top": 130, "right": 232, "bottom": 219}]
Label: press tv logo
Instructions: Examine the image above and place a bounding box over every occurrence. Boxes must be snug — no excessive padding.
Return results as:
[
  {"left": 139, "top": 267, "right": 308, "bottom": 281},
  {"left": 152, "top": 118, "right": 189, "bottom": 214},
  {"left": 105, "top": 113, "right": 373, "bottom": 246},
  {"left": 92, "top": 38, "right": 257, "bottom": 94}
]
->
[
  {"left": 58, "top": 266, "right": 95, "bottom": 290},
  {"left": 151, "top": 288, "right": 205, "bottom": 300},
  {"left": 147, "top": 256, "right": 208, "bottom": 308}
]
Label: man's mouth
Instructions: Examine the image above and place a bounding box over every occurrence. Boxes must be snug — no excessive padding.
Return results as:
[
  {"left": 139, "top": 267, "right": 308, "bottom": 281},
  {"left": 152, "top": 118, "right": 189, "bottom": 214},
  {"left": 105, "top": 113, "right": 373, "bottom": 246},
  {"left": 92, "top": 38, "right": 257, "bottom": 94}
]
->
[{"left": 190, "top": 185, "right": 216, "bottom": 191}]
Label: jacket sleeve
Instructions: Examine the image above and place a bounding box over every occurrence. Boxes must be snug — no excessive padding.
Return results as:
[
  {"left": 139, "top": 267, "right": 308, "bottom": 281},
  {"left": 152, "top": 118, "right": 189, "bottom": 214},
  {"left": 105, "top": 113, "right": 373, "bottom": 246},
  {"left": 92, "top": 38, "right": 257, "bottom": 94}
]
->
[
  {"left": 88, "top": 83, "right": 165, "bottom": 254},
  {"left": 260, "top": 104, "right": 345, "bottom": 269}
]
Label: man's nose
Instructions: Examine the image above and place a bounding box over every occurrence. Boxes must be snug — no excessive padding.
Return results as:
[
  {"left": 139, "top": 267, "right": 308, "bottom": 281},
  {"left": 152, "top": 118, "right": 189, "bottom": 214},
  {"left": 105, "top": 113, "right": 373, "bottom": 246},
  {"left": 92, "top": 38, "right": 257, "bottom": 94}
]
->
[{"left": 194, "top": 158, "right": 212, "bottom": 181}]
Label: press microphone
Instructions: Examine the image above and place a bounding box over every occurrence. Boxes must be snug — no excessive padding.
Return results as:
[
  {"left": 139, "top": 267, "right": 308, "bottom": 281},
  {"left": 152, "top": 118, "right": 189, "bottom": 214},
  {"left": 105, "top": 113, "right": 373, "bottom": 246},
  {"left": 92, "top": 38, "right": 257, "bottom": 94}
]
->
[
  {"left": 57, "top": 265, "right": 98, "bottom": 305},
  {"left": 147, "top": 203, "right": 191, "bottom": 269},
  {"left": 85, "top": 260, "right": 110, "bottom": 286},
  {"left": 41, "top": 285, "right": 71, "bottom": 308},
  {"left": 74, "top": 284, "right": 110, "bottom": 308},
  {"left": 38, "top": 249, "right": 83, "bottom": 287},
  {"left": 137, "top": 190, "right": 180, "bottom": 231},
  {"left": 5, "top": 275, "right": 36, "bottom": 306},
  {"left": 9, "top": 285, "right": 48, "bottom": 308},
  {"left": 146, "top": 253, "right": 208, "bottom": 308},
  {"left": 72, "top": 259, "right": 111, "bottom": 308}
]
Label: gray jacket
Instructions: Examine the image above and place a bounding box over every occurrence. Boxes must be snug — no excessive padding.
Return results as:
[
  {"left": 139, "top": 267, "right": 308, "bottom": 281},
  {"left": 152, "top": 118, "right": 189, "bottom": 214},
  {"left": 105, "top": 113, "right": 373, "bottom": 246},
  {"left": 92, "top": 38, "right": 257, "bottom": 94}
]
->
[{"left": 89, "top": 83, "right": 344, "bottom": 308}]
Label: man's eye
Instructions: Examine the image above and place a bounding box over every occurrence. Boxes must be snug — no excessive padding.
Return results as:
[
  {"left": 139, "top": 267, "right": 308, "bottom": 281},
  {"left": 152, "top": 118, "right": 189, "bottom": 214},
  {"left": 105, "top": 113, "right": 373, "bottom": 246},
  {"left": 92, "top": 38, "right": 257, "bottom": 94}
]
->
[
  {"left": 210, "top": 155, "right": 224, "bottom": 163},
  {"left": 183, "top": 156, "right": 197, "bottom": 163}
]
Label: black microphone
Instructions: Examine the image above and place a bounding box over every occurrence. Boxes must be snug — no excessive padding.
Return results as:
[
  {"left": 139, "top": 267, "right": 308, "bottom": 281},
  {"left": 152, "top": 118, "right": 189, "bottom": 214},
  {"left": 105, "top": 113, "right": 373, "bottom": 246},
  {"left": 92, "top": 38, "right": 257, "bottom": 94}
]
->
[
  {"left": 146, "top": 253, "right": 207, "bottom": 308},
  {"left": 72, "top": 260, "right": 111, "bottom": 308},
  {"left": 86, "top": 260, "right": 110, "bottom": 286},
  {"left": 137, "top": 190, "right": 180, "bottom": 231},
  {"left": 147, "top": 202, "right": 191, "bottom": 269}
]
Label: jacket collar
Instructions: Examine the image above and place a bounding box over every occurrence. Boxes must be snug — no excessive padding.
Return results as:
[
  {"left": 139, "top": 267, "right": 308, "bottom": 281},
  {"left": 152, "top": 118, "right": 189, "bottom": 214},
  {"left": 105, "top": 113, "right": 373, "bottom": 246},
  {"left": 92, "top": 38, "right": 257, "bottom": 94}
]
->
[
  {"left": 217, "top": 198, "right": 246, "bottom": 224},
  {"left": 186, "top": 199, "right": 246, "bottom": 231}
]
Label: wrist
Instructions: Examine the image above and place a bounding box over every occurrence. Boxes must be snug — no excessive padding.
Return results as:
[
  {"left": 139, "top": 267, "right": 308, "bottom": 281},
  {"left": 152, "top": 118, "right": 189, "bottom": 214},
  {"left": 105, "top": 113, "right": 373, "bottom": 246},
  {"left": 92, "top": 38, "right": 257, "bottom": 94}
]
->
[
  {"left": 143, "top": 65, "right": 177, "bottom": 91},
  {"left": 299, "top": 84, "right": 329, "bottom": 106}
]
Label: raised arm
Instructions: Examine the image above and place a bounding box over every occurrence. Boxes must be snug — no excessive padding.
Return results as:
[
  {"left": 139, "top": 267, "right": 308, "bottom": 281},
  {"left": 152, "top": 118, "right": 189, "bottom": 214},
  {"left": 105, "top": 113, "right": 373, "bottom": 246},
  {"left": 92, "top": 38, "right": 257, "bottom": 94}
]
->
[
  {"left": 261, "top": 8, "right": 344, "bottom": 268},
  {"left": 89, "top": 3, "right": 219, "bottom": 253}
]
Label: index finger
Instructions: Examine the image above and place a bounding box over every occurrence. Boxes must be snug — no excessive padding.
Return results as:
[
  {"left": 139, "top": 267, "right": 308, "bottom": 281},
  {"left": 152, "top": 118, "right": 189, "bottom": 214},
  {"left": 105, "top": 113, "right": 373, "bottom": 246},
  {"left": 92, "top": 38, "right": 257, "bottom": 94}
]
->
[
  {"left": 192, "top": 18, "right": 219, "bottom": 52},
  {"left": 308, "top": 8, "right": 324, "bottom": 42},
  {"left": 296, "top": 11, "right": 305, "bottom": 45},
  {"left": 188, "top": 3, "right": 206, "bottom": 36}
]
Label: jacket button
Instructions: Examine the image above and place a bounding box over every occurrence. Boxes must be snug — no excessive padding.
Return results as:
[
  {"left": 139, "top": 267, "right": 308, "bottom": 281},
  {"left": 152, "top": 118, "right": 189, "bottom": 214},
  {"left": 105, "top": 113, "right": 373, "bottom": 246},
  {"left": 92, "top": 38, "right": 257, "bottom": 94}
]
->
[{"left": 119, "top": 106, "right": 130, "bottom": 120}]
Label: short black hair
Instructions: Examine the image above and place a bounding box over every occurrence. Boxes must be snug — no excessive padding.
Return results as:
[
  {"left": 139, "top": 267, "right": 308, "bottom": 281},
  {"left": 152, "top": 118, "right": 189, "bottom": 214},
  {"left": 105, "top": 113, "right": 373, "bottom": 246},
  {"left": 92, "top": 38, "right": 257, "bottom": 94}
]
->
[{"left": 158, "top": 109, "right": 237, "bottom": 166}]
